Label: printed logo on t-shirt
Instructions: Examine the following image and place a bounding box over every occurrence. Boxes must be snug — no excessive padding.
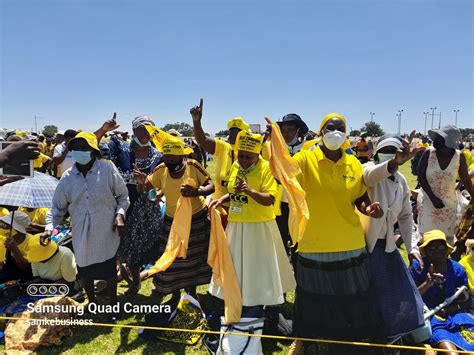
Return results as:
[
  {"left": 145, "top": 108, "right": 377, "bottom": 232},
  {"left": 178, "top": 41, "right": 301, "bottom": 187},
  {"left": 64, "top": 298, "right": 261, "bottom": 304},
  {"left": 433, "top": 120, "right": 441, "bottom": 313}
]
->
[
  {"left": 229, "top": 193, "right": 248, "bottom": 204},
  {"left": 342, "top": 175, "right": 356, "bottom": 182}
]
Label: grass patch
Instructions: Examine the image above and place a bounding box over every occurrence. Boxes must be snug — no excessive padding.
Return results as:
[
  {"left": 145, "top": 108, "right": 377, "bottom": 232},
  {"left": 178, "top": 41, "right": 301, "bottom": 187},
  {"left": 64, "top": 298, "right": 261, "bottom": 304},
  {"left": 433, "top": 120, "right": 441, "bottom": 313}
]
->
[{"left": 0, "top": 159, "right": 419, "bottom": 354}]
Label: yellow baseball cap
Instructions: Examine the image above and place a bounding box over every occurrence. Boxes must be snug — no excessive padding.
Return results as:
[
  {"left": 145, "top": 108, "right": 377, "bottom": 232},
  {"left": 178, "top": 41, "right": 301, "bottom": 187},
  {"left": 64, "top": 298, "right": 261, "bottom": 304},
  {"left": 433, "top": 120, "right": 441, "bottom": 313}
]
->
[
  {"left": 26, "top": 234, "right": 58, "bottom": 263},
  {"left": 67, "top": 132, "right": 100, "bottom": 152},
  {"left": 236, "top": 131, "right": 264, "bottom": 154},
  {"left": 419, "top": 230, "right": 454, "bottom": 254},
  {"left": 227, "top": 117, "right": 250, "bottom": 132}
]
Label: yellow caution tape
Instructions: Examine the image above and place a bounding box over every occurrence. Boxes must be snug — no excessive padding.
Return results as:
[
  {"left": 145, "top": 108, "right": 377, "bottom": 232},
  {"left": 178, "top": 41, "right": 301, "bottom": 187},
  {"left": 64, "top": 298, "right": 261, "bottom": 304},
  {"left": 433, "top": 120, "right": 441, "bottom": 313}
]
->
[{"left": 0, "top": 315, "right": 471, "bottom": 353}]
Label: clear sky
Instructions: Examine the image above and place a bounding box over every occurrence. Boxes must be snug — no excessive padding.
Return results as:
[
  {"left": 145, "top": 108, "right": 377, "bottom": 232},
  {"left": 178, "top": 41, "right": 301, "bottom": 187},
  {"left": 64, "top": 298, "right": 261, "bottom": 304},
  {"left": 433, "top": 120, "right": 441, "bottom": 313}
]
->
[{"left": 1, "top": 0, "right": 472, "bottom": 135}]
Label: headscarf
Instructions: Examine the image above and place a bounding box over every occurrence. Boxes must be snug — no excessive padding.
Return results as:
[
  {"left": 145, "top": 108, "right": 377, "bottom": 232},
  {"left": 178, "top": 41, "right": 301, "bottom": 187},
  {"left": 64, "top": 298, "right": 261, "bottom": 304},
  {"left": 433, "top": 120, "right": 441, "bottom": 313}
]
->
[
  {"left": 375, "top": 134, "right": 403, "bottom": 154},
  {"left": 311, "top": 112, "right": 351, "bottom": 150},
  {"left": 132, "top": 116, "right": 155, "bottom": 130}
]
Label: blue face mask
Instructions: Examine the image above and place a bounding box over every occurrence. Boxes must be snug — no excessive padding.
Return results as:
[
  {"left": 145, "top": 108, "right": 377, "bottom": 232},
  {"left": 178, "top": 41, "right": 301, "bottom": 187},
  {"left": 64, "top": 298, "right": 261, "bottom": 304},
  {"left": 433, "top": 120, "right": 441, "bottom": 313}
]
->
[
  {"left": 377, "top": 153, "right": 395, "bottom": 164},
  {"left": 71, "top": 151, "right": 92, "bottom": 165}
]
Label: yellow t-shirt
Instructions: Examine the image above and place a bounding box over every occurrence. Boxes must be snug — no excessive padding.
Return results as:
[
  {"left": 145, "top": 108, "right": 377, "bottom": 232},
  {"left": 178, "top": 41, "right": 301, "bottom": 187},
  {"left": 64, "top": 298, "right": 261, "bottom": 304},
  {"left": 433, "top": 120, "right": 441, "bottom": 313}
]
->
[
  {"left": 33, "top": 153, "right": 50, "bottom": 169},
  {"left": 148, "top": 159, "right": 209, "bottom": 218},
  {"left": 463, "top": 150, "right": 473, "bottom": 168},
  {"left": 212, "top": 139, "right": 235, "bottom": 200},
  {"left": 293, "top": 146, "right": 367, "bottom": 253},
  {"left": 459, "top": 256, "right": 474, "bottom": 295},
  {"left": 227, "top": 157, "right": 278, "bottom": 223},
  {"left": 18, "top": 207, "right": 49, "bottom": 225}
]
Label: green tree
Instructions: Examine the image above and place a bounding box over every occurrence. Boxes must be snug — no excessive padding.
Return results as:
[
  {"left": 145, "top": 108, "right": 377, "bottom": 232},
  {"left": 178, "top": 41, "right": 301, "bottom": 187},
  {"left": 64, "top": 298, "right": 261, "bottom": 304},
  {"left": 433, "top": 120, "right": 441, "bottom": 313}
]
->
[
  {"left": 42, "top": 125, "right": 58, "bottom": 137},
  {"left": 349, "top": 129, "right": 361, "bottom": 137},
  {"left": 215, "top": 129, "right": 229, "bottom": 137},
  {"left": 360, "top": 121, "right": 385, "bottom": 137},
  {"left": 161, "top": 122, "right": 194, "bottom": 136}
]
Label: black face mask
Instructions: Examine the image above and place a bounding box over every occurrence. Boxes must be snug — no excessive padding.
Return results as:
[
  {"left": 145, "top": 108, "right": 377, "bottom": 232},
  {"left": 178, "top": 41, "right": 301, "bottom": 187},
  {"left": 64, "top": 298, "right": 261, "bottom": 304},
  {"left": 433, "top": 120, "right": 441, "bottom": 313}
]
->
[{"left": 165, "top": 160, "right": 184, "bottom": 173}]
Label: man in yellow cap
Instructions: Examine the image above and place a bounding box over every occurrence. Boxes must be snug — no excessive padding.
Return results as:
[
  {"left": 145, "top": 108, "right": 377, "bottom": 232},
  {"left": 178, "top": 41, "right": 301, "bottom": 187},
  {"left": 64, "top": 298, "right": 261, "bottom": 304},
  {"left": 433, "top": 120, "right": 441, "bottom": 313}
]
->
[
  {"left": 50, "top": 132, "right": 129, "bottom": 318},
  {"left": 190, "top": 98, "right": 250, "bottom": 203}
]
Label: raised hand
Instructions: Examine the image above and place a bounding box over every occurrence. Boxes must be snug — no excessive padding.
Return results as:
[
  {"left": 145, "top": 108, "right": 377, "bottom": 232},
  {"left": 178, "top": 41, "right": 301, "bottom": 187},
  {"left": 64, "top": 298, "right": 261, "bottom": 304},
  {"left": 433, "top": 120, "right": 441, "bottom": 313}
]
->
[
  {"left": 101, "top": 112, "right": 120, "bottom": 133},
  {"left": 394, "top": 130, "right": 417, "bottom": 165},
  {"left": 190, "top": 98, "right": 204, "bottom": 123},
  {"left": 1, "top": 141, "right": 40, "bottom": 163},
  {"left": 426, "top": 263, "right": 445, "bottom": 287}
]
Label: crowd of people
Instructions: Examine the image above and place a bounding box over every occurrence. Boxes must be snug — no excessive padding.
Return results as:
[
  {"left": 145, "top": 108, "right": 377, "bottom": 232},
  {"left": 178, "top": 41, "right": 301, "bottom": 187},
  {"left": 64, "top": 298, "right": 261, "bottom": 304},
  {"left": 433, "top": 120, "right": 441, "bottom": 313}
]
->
[{"left": 0, "top": 100, "right": 473, "bottom": 354}]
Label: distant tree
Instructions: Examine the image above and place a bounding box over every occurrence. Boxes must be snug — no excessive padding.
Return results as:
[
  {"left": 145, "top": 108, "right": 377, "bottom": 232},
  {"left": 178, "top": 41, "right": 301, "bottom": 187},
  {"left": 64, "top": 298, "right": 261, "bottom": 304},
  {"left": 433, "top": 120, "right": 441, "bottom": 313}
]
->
[
  {"left": 161, "top": 122, "right": 194, "bottom": 136},
  {"left": 360, "top": 121, "right": 385, "bottom": 137},
  {"left": 42, "top": 125, "right": 58, "bottom": 137},
  {"left": 460, "top": 128, "right": 474, "bottom": 139},
  {"left": 215, "top": 129, "right": 229, "bottom": 137},
  {"left": 349, "top": 129, "right": 361, "bottom": 137}
]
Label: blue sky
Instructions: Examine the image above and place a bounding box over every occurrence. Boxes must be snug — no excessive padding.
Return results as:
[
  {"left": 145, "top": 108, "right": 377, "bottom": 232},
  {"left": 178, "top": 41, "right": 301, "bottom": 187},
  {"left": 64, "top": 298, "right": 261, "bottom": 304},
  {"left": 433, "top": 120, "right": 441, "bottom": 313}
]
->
[{"left": 1, "top": 0, "right": 472, "bottom": 135}]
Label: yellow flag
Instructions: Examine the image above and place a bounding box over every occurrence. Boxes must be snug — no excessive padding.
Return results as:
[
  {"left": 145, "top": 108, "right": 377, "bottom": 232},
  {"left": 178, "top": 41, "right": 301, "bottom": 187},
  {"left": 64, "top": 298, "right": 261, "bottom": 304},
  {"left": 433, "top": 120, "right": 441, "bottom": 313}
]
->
[{"left": 144, "top": 125, "right": 175, "bottom": 152}]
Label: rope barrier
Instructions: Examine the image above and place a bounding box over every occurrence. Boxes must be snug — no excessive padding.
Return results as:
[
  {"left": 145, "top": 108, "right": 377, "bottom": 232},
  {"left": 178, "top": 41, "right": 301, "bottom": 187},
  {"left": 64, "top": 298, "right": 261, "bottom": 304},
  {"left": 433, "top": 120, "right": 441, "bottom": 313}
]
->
[{"left": 0, "top": 315, "right": 472, "bottom": 353}]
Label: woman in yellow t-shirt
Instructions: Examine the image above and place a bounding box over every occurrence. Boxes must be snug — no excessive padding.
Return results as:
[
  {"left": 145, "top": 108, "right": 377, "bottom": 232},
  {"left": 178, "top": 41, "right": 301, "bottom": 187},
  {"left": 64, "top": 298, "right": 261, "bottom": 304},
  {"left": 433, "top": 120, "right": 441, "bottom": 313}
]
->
[
  {"left": 0, "top": 211, "right": 33, "bottom": 283},
  {"left": 18, "top": 207, "right": 49, "bottom": 233},
  {"left": 269, "top": 113, "right": 384, "bottom": 354},
  {"left": 208, "top": 132, "right": 296, "bottom": 312},
  {"left": 135, "top": 137, "right": 215, "bottom": 306}
]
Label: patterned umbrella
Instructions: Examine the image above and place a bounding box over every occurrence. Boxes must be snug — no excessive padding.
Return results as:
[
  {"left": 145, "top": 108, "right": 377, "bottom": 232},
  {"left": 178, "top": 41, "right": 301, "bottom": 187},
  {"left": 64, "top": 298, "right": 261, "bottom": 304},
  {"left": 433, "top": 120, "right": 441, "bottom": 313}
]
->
[{"left": 0, "top": 172, "right": 58, "bottom": 208}]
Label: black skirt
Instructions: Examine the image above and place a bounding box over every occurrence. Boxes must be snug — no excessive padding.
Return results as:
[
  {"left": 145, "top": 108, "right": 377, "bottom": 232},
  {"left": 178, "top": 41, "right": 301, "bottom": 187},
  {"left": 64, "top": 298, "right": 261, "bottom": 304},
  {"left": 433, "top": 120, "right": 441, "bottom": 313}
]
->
[
  {"left": 152, "top": 209, "right": 212, "bottom": 294},
  {"left": 77, "top": 255, "right": 117, "bottom": 280}
]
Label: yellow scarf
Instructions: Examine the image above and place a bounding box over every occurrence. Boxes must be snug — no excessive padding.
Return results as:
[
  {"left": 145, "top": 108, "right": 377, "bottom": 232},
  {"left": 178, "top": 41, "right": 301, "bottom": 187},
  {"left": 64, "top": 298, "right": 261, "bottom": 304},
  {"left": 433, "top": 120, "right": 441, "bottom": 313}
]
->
[
  {"left": 268, "top": 122, "right": 309, "bottom": 243},
  {"left": 147, "top": 178, "right": 196, "bottom": 276},
  {"left": 208, "top": 207, "right": 242, "bottom": 324}
]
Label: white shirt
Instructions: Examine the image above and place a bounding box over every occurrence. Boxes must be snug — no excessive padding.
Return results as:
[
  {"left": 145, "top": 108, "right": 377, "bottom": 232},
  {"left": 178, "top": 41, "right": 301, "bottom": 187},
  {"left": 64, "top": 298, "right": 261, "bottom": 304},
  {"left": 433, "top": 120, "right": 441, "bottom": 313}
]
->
[
  {"left": 53, "top": 143, "right": 74, "bottom": 177},
  {"left": 31, "top": 246, "right": 77, "bottom": 282},
  {"left": 51, "top": 159, "right": 130, "bottom": 267},
  {"left": 362, "top": 161, "right": 419, "bottom": 255}
]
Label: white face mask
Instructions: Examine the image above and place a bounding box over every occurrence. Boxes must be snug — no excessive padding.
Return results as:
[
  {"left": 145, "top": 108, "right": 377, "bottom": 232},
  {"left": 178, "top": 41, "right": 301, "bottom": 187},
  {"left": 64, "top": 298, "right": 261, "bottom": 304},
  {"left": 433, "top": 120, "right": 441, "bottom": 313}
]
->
[
  {"left": 133, "top": 136, "right": 150, "bottom": 147},
  {"left": 288, "top": 132, "right": 300, "bottom": 146},
  {"left": 377, "top": 153, "right": 396, "bottom": 164},
  {"left": 322, "top": 130, "right": 346, "bottom": 151}
]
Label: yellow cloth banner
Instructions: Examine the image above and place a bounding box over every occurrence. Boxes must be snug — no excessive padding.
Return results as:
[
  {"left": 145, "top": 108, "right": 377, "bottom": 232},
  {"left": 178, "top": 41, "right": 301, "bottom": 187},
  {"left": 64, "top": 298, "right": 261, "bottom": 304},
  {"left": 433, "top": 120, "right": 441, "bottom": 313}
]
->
[
  {"left": 208, "top": 207, "right": 242, "bottom": 324},
  {"left": 147, "top": 178, "right": 196, "bottom": 276},
  {"left": 268, "top": 122, "right": 309, "bottom": 243},
  {"left": 145, "top": 125, "right": 175, "bottom": 152}
]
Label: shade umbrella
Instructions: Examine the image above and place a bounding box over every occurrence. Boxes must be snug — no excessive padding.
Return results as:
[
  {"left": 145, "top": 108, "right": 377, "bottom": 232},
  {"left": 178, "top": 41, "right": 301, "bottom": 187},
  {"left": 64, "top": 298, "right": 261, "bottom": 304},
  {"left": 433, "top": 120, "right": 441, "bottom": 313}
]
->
[{"left": 0, "top": 172, "right": 58, "bottom": 209}]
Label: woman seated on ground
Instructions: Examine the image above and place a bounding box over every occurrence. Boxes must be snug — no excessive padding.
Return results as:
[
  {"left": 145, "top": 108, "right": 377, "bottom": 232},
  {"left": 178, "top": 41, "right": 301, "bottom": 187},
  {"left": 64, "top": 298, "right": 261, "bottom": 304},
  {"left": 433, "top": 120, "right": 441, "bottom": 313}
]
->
[
  {"left": 0, "top": 212, "right": 33, "bottom": 283},
  {"left": 18, "top": 207, "right": 49, "bottom": 233},
  {"left": 26, "top": 235, "right": 77, "bottom": 293},
  {"left": 410, "top": 230, "right": 474, "bottom": 354}
]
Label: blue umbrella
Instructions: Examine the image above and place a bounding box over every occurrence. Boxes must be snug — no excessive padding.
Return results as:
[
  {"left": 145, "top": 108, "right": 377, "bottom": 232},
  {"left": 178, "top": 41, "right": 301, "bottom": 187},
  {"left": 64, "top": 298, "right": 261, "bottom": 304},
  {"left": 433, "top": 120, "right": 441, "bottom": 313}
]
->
[{"left": 0, "top": 172, "right": 58, "bottom": 208}]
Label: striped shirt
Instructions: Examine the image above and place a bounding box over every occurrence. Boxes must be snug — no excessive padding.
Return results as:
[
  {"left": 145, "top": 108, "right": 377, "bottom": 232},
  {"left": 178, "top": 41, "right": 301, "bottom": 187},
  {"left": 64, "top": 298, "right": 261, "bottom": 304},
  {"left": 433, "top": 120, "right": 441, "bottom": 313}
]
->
[{"left": 51, "top": 159, "right": 130, "bottom": 267}]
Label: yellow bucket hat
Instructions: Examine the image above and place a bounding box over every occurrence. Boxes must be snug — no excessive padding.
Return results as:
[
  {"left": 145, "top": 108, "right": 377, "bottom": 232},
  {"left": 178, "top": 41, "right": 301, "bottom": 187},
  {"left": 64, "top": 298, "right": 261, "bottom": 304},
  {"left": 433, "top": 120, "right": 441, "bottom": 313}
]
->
[
  {"left": 419, "top": 230, "right": 454, "bottom": 254},
  {"left": 26, "top": 234, "right": 58, "bottom": 263},
  {"left": 227, "top": 117, "right": 250, "bottom": 132},
  {"left": 67, "top": 132, "right": 100, "bottom": 152},
  {"left": 162, "top": 137, "right": 193, "bottom": 156},
  {"left": 235, "top": 131, "right": 264, "bottom": 154}
]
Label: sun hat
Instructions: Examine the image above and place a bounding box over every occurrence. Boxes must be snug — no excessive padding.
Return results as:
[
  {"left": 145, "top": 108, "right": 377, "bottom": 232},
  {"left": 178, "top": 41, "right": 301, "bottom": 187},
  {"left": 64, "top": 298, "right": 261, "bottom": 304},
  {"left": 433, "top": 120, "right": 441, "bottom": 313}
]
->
[
  {"left": 26, "top": 234, "right": 58, "bottom": 262},
  {"left": 67, "top": 132, "right": 100, "bottom": 152},
  {"left": 277, "top": 113, "right": 309, "bottom": 136},
  {"left": 375, "top": 134, "right": 404, "bottom": 154},
  {"left": 0, "top": 211, "right": 31, "bottom": 234},
  {"left": 428, "top": 125, "right": 461, "bottom": 149},
  {"left": 419, "top": 230, "right": 454, "bottom": 254}
]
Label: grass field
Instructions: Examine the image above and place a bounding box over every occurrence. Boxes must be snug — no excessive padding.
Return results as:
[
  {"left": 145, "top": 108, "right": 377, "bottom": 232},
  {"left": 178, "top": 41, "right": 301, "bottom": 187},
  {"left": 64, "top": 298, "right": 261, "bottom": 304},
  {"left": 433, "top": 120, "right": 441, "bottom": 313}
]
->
[{"left": 0, "top": 160, "right": 419, "bottom": 354}]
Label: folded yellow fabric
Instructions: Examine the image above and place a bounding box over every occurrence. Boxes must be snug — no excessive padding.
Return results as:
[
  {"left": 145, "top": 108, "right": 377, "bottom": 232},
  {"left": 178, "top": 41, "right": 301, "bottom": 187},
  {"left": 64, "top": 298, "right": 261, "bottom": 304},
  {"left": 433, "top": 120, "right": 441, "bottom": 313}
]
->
[
  {"left": 208, "top": 207, "right": 242, "bottom": 324},
  {"left": 268, "top": 122, "right": 309, "bottom": 243},
  {"left": 148, "top": 178, "right": 196, "bottom": 276},
  {"left": 145, "top": 125, "right": 176, "bottom": 152}
]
